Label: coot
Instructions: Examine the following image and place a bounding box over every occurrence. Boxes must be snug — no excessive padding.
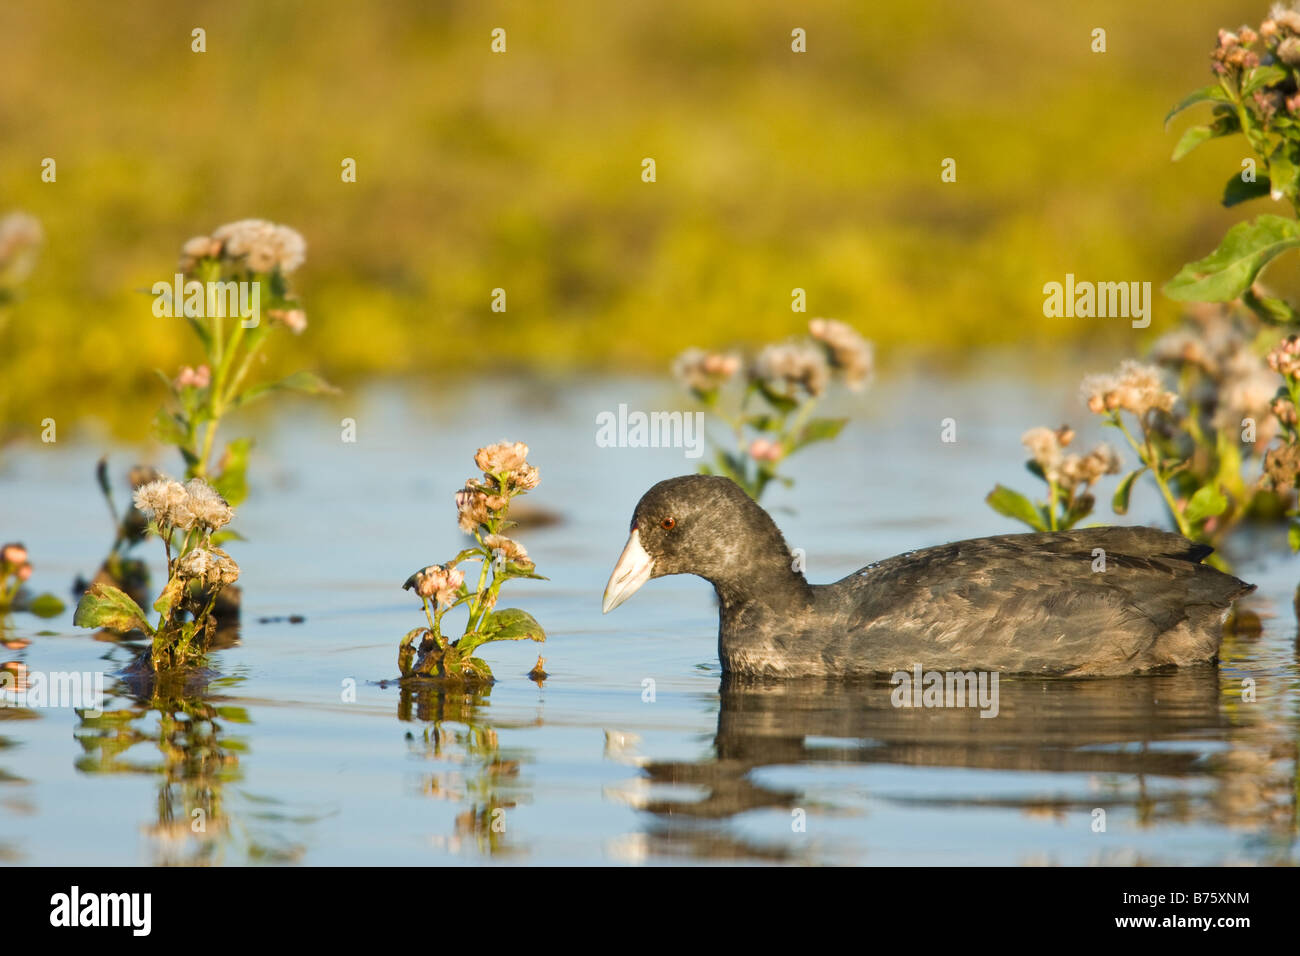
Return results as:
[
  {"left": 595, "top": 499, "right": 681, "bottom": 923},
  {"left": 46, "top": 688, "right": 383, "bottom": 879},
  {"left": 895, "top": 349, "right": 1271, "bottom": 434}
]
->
[{"left": 602, "top": 475, "right": 1253, "bottom": 677}]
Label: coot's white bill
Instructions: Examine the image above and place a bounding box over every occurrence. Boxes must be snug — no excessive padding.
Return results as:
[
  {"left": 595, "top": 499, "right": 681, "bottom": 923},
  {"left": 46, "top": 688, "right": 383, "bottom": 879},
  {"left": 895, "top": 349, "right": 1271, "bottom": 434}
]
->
[{"left": 603, "top": 528, "right": 654, "bottom": 613}]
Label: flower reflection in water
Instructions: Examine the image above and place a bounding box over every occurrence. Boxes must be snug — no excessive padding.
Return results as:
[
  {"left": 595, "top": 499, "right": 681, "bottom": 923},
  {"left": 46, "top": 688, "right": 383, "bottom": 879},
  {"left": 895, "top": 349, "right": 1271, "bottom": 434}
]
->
[
  {"left": 74, "top": 665, "right": 314, "bottom": 865},
  {"left": 397, "top": 683, "right": 537, "bottom": 857}
]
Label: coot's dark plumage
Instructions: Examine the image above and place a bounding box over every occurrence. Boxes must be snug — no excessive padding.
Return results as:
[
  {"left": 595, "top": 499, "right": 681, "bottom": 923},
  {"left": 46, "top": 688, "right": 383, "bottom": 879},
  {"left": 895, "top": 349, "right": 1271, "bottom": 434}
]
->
[{"left": 602, "top": 475, "right": 1254, "bottom": 678}]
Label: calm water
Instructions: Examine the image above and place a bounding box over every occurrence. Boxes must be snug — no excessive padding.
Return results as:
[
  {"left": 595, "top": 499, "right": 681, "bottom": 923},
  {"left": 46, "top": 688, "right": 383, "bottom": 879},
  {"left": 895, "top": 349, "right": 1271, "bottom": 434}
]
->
[{"left": 2, "top": 367, "right": 1297, "bottom": 865}]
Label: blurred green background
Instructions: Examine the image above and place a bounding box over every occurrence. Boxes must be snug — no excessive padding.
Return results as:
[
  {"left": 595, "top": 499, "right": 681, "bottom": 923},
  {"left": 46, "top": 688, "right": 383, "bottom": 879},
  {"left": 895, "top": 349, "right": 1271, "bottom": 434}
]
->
[{"left": 0, "top": 0, "right": 1275, "bottom": 438}]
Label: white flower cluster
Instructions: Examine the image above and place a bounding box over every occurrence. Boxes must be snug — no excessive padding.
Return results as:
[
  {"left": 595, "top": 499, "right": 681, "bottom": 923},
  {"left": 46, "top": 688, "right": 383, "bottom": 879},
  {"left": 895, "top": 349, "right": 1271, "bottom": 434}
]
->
[
  {"left": 179, "top": 218, "right": 306, "bottom": 275},
  {"left": 132, "top": 475, "right": 234, "bottom": 534}
]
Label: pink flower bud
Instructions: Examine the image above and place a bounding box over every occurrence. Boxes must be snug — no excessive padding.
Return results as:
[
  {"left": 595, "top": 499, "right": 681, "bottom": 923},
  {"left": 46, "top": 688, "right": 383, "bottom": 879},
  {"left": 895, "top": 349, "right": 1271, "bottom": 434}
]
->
[{"left": 175, "top": 365, "right": 211, "bottom": 389}]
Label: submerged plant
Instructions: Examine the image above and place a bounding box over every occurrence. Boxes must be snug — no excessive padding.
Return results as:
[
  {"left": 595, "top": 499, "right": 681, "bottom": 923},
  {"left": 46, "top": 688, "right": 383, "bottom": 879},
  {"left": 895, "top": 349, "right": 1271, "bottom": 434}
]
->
[
  {"left": 675, "top": 318, "right": 873, "bottom": 501},
  {"left": 986, "top": 427, "right": 1120, "bottom": 531},
  {"left": 0, "top": 542, "right": 64, "bottom": 619},
  {"left": 151, "top": 219, "right": 334, "bottom": 507},
  {"left": 74, "top": 475, "right": 240, "bottom": 670},
  {"left": 398, "top": 442, "right": 546, "bottom": 684}
]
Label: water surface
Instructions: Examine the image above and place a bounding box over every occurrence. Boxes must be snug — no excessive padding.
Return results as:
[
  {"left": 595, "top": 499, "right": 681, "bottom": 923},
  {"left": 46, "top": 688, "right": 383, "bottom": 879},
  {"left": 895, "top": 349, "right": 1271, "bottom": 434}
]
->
[{"left": 2, "top": 369, "right": 1297, "bottom": 864}]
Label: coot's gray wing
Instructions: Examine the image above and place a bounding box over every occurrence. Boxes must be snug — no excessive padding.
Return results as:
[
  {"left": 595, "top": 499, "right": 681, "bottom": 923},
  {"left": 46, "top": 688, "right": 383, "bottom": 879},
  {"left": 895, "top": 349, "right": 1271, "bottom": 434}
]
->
[{"left": 831, "top": 527, "right": 1253, "bottom": 676}]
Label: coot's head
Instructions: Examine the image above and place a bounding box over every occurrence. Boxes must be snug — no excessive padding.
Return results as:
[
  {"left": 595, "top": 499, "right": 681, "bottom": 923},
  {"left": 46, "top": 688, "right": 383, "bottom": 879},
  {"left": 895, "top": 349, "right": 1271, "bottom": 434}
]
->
[{"left": 602, "top": 475, "right": 796, "bottom": 613}]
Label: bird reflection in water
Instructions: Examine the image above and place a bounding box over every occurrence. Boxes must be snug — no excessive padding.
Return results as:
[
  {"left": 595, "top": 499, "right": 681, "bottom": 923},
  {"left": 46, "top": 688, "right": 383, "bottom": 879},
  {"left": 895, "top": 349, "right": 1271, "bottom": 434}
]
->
[{"left": 606, "top": 669, "right": 1297, "bottom": 864}]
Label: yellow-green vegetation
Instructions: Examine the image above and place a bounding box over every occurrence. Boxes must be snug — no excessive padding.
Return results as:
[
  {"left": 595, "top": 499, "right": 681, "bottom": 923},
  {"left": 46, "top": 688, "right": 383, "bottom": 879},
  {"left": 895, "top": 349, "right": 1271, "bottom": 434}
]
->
[{"left": 0, "top": 0, "right": 1269, "bottom": 440}]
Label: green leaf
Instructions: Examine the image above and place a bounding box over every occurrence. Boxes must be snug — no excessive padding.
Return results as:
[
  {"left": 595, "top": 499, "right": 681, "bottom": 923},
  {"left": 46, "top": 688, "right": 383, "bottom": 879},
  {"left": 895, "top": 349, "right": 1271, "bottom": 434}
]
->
[
  {"left": 460, "top": 657, "right": 493, "bottom": 680},
  {"left": 232, "top": 370, "right": 338, "bottom": 409},
  {"left": 183, "top": 313, "right": 213, "bottom": 353},
  {"left": 1243, "top": 65, "right": 1288, "bottom": 95},
  {"left": 1289, "top": 521, "right": 1300, "bottom": 552},
  {"left": 711, "top": 448, "right": 748, "bottom": 485},
  {"left": 153, "top": 575, "right": 185, "bottom": 620},
  {"left": 1171, "top": 125, "right": 1216, "bottom": 161},
  {"left": 211, "top": 437, "right": 252, "bottom": 507},
  {"left": 1061, "top": 493, "right": 1095, "bottom": 530},
  {"left": 398, "top": 627, "right": 426, "bottom": 676},
  {"left": 479, "top": 608, "right": 546, "bottom": 644},
  {"left": 1111, "top": 468, "right": 1146, "bottom": 516},
  {"left": 791, "top": 417, "right": 847, "bottom": 451},
  {"left": 1171, "top": 111, "right": 1240, "bottom": 161},
  {"left": 73, "top": 583, "right": 154, "bottom": 635},
  {"left": 1163, "top": 214, "right": 1300, "bottom": 302},
  {"left": 152, "top": 366, "right": 180, "bottom": 395},
  {"left": 1164, "top": 84, "right": 1230, "bottom": 127},
  {"left": 985, "top": 484, "right": 1047, "bottom": 531},
  {"left": 1242, "top": 285, "right": 1300, "bottom": 324},
  {"left": 1222, "top": 173, "right": 1272, "bottom": 207},
  {"left": 1184, "top": 484, "right": 1228, "bottom": 524},
  {"left": 499, "top": 568, "right": 548, "bottom": 581},
  {"left": 746, "top": 414, "right": 781, "bottom": 433},
  {"left": 1269, "top": 144, "right": 1300, "bottom": 200},
  {"left": 26, "top": 593, "right": 66, "bottom": 618},
  {"left": 152, "top": 407, "right": 189, "bottom": 447},
  {"left": 754, "top": 380, "right": 799, "bottom": 414}
]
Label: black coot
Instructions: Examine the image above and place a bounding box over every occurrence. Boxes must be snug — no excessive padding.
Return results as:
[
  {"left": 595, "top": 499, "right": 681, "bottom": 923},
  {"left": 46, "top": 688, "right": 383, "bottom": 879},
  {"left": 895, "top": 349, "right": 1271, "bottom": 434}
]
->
[{"left": 603, "top": 475, "right": 1254, "bottom": 678}]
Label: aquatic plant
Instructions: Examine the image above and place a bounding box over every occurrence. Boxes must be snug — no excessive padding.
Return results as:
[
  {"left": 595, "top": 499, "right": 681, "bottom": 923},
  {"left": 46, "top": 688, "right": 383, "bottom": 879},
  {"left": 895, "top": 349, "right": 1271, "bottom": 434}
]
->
[
  {"left": 1153, "top": 4, "right": 1300, "bottom": 548},
  {"left": 152, "top": 219, "right": 334, "bottom": 508},
  {"left": 1262, "top": 333, "right": 1300, "bottom": 544},
  {"left": 1149, "top": 308, "right": 1289, "bottom": 535},
  {"left": 989, "top": 356, "right": 1251, "bottom": 549},
  {"left": 1164, "top": 9, "right": 1300, "bottom": 323},
  {"left": 0, "top": 541, "right": 64, "bottom": 619},
  {"left": 73, "top": 475, "right": 240, "bottom": 670},
  {"left": 674, "top": 318, "right": 873, "bottom": 501},
  {"left": 398, "top": 442, "right": 546, "bottom": 683},
  {"left": 985, "top": 426, "right": 1120, "bottom": 531},
  {"left": 990, "top": 7, "right": 1300, "bottom": 553},
  {"left": 1077, "top": 360, "right": 1219, "bottom": 541}
]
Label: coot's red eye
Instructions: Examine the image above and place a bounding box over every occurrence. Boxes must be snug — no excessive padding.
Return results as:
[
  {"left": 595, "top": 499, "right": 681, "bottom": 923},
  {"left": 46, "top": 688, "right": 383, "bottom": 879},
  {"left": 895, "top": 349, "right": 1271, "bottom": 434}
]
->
[{"left": 661, "top": 517, "right": 676, "bottom": 530}]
